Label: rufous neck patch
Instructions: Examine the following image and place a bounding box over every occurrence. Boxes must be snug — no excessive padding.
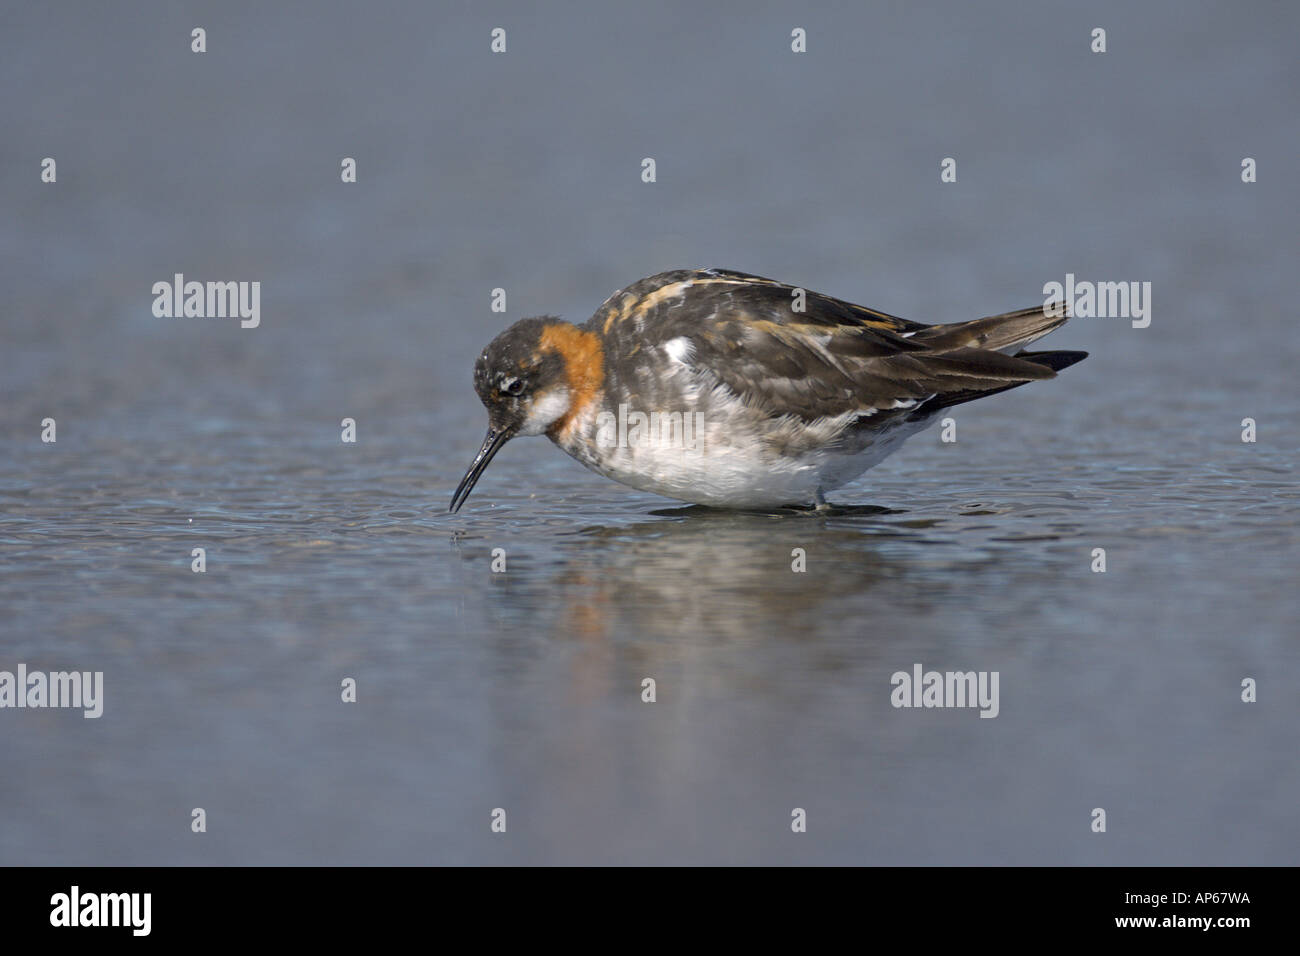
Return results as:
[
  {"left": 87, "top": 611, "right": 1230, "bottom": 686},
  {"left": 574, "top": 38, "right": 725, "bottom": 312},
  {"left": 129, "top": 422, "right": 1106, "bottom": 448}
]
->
[{"left": 539, "top": 323, "right": 605, "bottom": 438}]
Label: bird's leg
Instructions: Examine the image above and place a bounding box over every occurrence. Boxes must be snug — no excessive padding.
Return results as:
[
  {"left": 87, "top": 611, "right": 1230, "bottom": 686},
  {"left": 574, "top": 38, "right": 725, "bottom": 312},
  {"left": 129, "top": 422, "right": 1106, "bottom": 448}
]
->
[{"left": 814, "top": 487, "right": 832, "bottom": 511}]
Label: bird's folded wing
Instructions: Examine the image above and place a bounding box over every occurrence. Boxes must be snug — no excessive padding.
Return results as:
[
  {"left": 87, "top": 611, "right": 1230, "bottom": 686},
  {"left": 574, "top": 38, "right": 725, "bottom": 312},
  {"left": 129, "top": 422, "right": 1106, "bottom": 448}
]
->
[
  {"left": 678, "top": 320, "right": 1058, "bottom": 422},
  {"left": 594, "top": 268, "right": 1065, "bottom": 422},
  {"left": 594, "top": 267, "right": 931, "bottom": 339}
]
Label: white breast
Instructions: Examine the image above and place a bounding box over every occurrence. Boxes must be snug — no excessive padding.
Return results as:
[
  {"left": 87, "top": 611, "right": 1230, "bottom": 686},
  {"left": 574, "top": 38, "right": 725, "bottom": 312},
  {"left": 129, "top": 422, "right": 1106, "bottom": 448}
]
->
[{"left": 551, "top": 373, "right": 937, "bottom": 508}]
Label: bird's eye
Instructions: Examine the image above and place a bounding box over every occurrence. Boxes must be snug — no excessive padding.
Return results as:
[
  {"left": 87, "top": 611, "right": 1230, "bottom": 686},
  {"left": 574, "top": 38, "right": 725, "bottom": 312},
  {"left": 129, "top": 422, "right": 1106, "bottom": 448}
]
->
[{"left": 504, "top": 377, "right": 525, "bottom": 396}]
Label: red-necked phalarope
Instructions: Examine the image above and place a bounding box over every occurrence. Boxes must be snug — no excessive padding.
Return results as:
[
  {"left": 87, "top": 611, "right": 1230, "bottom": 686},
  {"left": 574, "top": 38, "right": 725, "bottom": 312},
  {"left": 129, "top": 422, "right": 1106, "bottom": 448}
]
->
[{"left": 450, "top": 268, "right": 1086, "bottom": 511}]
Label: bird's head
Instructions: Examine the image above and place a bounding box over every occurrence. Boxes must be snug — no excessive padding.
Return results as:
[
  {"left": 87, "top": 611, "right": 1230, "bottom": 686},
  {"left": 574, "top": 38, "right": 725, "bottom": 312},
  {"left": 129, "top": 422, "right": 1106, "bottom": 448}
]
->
[{"left": 450, "top": 317, "right": 604, "bottom": 512}]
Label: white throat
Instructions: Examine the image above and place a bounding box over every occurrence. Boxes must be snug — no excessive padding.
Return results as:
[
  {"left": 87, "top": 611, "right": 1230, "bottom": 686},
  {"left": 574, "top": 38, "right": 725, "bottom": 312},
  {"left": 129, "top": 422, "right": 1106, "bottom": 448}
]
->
[{"left": 517, "top": 385, "right": 572, "bottom": 435}]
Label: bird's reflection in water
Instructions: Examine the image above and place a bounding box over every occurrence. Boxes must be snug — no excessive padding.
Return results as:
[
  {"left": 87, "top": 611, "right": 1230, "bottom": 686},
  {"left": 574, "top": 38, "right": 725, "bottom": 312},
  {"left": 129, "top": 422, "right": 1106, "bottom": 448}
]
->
[
  {"left": 443, "top": 504, "right": 1079, "bottom": 860},
  {"left": 532, "top": 507, "right": 991, "bottom": 700},
  {"left": 444, "top": 506, "right": 1024, "bottom": 859}
]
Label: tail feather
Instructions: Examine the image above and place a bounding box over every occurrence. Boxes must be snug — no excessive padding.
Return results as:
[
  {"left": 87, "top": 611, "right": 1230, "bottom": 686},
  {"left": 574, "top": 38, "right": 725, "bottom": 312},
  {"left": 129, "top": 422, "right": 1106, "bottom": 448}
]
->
[
  {"left": 1012, "top": 348, "right": 1088, "bottom": 373},
  {"left": 911, "top": 303, "right": 1070, "bottom": 354},
  {"left": 909, "top": 348, "right": 1088, "bottom": 416}
]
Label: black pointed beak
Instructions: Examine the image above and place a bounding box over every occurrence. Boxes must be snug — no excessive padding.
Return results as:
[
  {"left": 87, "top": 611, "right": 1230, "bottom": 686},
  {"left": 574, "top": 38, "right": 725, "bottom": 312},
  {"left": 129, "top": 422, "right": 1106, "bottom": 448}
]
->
[{"left": 449, "top": 427, "right": 513, "bottom": 513}]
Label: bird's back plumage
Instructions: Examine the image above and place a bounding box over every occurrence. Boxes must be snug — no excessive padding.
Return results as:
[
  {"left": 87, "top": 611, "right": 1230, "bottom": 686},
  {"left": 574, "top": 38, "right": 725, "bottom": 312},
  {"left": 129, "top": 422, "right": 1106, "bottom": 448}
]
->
[{"left": 587, "top": 267, "right": 1082, "bottom": 425}]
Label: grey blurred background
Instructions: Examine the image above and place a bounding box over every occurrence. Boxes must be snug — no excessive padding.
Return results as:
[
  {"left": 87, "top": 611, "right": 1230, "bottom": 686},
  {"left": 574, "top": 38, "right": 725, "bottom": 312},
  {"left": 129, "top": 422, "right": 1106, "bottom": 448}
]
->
[{"left": 0, "top": 1, "right": 1296, "bottom": 864}]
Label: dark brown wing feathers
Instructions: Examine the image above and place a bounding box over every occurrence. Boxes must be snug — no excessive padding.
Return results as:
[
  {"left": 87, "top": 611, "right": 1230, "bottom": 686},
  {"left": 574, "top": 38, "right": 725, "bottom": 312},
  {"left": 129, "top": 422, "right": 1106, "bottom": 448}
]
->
[{"left": 590, "top": 269, "right": 1086, "bottom": 422}]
